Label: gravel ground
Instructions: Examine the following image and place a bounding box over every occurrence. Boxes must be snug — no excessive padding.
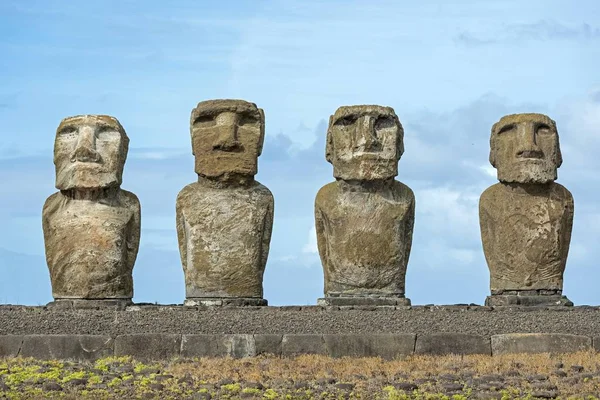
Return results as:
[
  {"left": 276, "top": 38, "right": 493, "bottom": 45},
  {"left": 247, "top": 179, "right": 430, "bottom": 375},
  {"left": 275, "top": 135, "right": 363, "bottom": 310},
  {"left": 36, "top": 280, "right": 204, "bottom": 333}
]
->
[{"left": 2, "top": 305, "right": 600, "bottom": 336}]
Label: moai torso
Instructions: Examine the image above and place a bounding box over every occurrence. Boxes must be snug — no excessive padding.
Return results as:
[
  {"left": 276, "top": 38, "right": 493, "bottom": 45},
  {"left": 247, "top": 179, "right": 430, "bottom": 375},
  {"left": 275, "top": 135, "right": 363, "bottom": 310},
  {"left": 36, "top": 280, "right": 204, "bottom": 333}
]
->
[
  {"left": 316, "top": 105, "right": 415, "bottom": 302},
  {"left": 42, "top": 115, "right": 140, "bottom": 301},
  {"left": 480, "top": 113, "right": 574, "bottom": 304},
  {"left": 315, "top": 180, "right": 414, "bottom": 295},
  {"left": 43, "top": 190, "right": 140, "bottom": 298},
  {"left": 480, "top": 183, "right": 573, "bottom": 291},
  {"left": 177, "top": 181, "right": 273, "bottom": 298},
  {"left": 177, "top": 99, "right": 273, "bottom": 303}
]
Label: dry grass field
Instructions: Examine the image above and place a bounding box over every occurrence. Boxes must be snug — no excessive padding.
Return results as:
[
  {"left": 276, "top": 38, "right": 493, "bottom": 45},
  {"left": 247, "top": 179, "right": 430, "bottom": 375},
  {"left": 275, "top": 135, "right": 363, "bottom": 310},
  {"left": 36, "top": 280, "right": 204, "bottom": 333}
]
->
[{"left": 2, "top": 352, "right": 600, "bottom": 399}]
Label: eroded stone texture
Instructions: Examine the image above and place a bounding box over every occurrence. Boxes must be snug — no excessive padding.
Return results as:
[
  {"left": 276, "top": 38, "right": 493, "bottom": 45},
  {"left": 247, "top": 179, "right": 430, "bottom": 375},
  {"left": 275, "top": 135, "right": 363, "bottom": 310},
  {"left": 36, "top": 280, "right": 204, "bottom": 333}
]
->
[
  {"left": 315, "top": 105, "right": 415, "bottom": 305},
  {"left": 42, "top": 115, "right": 140, "bottom": 303},
  {"left": 177, "top": 99, "right": 273, "bottom": 305},
  {"left": 480, "top": 113, "right": 574, "bottom": 306}
]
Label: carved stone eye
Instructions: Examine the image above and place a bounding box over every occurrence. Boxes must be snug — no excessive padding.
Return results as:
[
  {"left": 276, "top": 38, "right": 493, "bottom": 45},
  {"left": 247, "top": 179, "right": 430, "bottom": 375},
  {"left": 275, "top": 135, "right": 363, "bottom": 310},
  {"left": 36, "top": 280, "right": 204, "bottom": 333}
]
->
[
  {"left": 536, "top": 124, "right": 552, "bottom": 135},
  {"left": 193, "top": 115, "right": 216, "bottom": 127},
  {"left": 238, "top": 114, "right": 259, "bottom": 126},
  {"left": 96, "top": 125, "right": 120, "bottom": 141},
  {"left": 57, "top": 126, "right": 78, "bottom": 140},
  {"left": 335, "top": 116, "right": 357, "bottom": 127},
  {"left": 374, "top": 116, "right": 395, "bottom": 130},
  {"left": 497, "top": 124, "right": 515, "bottom": 135}
]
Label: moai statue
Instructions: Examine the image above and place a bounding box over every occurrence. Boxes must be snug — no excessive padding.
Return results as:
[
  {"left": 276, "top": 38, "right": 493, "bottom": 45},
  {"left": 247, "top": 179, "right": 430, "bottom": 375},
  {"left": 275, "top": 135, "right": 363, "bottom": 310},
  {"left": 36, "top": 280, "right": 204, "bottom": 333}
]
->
[
  {"left": 480, "top": 113, "right": 574, "bottom": 306},
  {"left": 42, "top": 115, "right": 140, "bottom": 309},
  {"left": 315, "top": 105, "right": 415, "bottom": 306},
  {"left": 176, "top": 99, "right": 274, "bottom": 306}
]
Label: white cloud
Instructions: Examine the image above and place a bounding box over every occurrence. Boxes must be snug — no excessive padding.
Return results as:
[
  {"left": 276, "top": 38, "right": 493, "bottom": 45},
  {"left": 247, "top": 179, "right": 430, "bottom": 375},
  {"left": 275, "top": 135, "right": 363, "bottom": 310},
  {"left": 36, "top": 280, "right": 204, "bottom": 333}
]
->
[
  {"left": 478, "top": 164, "right": 496, "bottom": 178},
  {"left": 302, "top": 226, "right": 318, "bottom": 254}
]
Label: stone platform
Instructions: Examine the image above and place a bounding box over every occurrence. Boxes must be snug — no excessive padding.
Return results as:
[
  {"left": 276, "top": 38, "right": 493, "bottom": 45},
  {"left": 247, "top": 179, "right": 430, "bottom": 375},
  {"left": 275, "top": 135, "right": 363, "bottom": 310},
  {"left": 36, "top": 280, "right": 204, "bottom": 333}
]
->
[{"left": 2, "top": 304, "right": 600, "bottom": 360}]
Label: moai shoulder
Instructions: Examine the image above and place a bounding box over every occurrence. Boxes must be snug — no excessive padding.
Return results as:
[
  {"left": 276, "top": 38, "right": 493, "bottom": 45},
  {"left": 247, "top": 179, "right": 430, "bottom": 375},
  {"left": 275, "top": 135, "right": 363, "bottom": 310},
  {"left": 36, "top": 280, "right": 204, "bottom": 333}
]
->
[
  {"left": 42, "top": 115, "right": 140, "bottom": 307},
  {"left": 479, "top": 113, "right": 574, "bottom": 306},
  {"left": 176, "top": 99, "right": 274, "bottom": 306},
  {"left": 315, "top": 105, "right": 415, "bottom": 306}
]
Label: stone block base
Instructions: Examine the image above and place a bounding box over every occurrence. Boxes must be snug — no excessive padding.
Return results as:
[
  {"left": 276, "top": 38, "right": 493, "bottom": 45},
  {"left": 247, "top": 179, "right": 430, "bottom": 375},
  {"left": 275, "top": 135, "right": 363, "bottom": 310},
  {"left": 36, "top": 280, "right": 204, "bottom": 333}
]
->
[
  {"left": 485, "top": 291, "right": 573, "bottom": 307},
  {"left": 317, "top": 296, "right": 411, "bottom": 306},
  {"left": 492, "top": 333, "right": 591, "bottom": 355},
  {"left": 47, "top": 299, "right": 132, "bottom": 310},
  {"left": 184, "top": 297, "right": 268, "bottom": 307}
]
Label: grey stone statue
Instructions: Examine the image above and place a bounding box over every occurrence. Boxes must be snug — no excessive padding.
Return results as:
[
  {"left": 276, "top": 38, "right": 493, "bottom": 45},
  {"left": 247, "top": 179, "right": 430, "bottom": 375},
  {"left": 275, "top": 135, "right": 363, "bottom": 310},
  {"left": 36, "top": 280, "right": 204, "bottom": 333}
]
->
[
  {"left": 480, "top": 113, "right": 574, "bottom": 306},
  {"left": 42, "top": 115, "right": 140, "bottom": 309},
  {"left": 176, "top": 99, "right": 274, "bottom": 306},
  {"left": 315, "top": 105, "right": 415, "bottom": 306}
]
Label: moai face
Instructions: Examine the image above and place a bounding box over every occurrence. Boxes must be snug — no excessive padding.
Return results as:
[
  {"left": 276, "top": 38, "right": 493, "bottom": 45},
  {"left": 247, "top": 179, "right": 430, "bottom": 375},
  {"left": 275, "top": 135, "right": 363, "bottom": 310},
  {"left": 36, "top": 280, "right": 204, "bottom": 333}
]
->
[
  {"left": 54, "top": 115, "right": 129, "bottom": 190},
  {"left": 190, "top": 99, "right": 265, "bottom": 178},
  {"left": 490, "top": 113, "right": 562, "bottom": 184},
  {"left": 326, "top": 105, "right": 404, "bottom": 181}
]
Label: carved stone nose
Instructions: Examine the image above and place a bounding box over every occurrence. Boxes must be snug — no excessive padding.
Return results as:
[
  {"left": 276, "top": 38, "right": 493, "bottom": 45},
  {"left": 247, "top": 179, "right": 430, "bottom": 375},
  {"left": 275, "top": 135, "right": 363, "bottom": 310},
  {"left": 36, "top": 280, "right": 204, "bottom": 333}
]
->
[
  {"left": 357, "top": 116, "right": 381, "bottom": 152},
  {"left": 71, "top": 145, "right": 102, "bottom": 163},
  {"left": 213, "top": 124, "right": 243, "bottom": 152}
]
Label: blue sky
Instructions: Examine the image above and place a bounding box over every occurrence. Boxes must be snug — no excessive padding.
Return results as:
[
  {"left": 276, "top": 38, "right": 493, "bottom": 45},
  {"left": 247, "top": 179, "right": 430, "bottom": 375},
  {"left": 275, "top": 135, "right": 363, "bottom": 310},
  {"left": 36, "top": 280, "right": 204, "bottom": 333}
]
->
[{"left": 0, "top": 0, "right": 599, "bottom": 305}]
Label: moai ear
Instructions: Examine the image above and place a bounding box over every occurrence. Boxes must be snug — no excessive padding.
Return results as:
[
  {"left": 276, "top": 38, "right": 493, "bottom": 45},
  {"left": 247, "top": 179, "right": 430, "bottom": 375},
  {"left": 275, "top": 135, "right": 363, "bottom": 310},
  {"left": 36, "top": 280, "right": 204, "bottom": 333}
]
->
[
  {"left": 189, "top": 106, "right": 197, "bottom": 157},
  {"left": 257, "top": 108, "right": 266, "bottom": 157},
  {"left": 118, "top": 129, "right": 130, "bottom": 183},
  {"left": 550, "top": 118, "right": 562, "bottom": 168},
  {"left": 325, "top": 115, "right": 334, "bottom": 163},
  {"left": 489, "top": 123, "right": 497, "bottom": 168},
  {"left": 396, "top": 118, "right": 405, "bottom": 160},
  {"left": 555, "top": 136, "right": 563, "bottom": 168}
]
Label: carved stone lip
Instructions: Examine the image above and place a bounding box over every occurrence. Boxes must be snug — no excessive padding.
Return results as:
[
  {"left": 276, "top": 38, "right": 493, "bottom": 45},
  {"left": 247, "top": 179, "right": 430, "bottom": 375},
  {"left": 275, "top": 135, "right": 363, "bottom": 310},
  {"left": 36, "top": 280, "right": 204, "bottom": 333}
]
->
[
  {"left": 516, "top": 150, "right": 544, "bottom": 159},
  {"left": 69, "top": 160, "right": 103, "bottom": 165},
  {"left": 352, "top": 151, "right": 385, "bottom": 157},
  {"left": 211, "top": 146, "right": 245, "bottom": 153}
]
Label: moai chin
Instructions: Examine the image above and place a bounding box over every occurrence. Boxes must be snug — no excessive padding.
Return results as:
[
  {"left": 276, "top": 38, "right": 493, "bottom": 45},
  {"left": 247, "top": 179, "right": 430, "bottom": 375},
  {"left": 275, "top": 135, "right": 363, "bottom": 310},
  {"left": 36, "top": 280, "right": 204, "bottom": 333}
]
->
[
  {"left": 315, "top": 105, "right": 415, "bottom": 306},
  {"left": 42, "top": 115, "right": 141, "bottom": 309},
  {"left": 176, "top": 99, "right": 274, "bottom": 306},
  {"left": 480, "top": 113, "right": 574, "bottom": 306}
]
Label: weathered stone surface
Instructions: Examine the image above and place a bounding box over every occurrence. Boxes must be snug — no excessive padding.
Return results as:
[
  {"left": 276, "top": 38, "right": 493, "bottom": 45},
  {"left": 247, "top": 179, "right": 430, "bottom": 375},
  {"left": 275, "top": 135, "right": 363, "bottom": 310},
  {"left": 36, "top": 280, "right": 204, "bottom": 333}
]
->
[
  {"left": 0, "top": 335, "right": 23, "bottom": 357},
  {"left": 318, "top": 297, "right": 411, "bottom": 306},
  {"left": 114, "top": 334, "right": 181, "bottom": 359},
  {"left": 20, "top": 335, "right": 113, "bottom": 360},
  {"left": 485, "top": 294, "right": 572, "bottom": 307},
  {"left": 43, "top": 115, "right": 140, "bottom": 300},
  {"left": 316, "top": 105, "right": 415, "bottom": 304},
  {"left": 415, "top": 333, "right": 491, "bottom": 355},
  {"left": 177, "top": 99, "right": 273, "bottom": 303},
  {"left": 47, "top": 299, "right": 132, "bottom": 310},
  {"left": 480, "top": 113, "right": 573, "bottom": 304},
  {"left": 254, "top": 334, "right": 283, "bottom": 356},
  {"left": 180, "top": 335, "right": 221, "bottom": 358},
  {"left": 324, "top": 334, "right": 415, "bottom": 359},
  {"left": 181, "top": 334, "right": 256, "bottom": 358},
  {"left": 491, "top": 333, "right": 591, "bottom": 355},
  {"left": 184, "top": 298, "right": 267, "bottom": 307},
  {"left": 592, "top": 337, "right": 600, "bottom": 352},
  {"left": 282, "top": 334, "right": 326, "bottom": 356}
]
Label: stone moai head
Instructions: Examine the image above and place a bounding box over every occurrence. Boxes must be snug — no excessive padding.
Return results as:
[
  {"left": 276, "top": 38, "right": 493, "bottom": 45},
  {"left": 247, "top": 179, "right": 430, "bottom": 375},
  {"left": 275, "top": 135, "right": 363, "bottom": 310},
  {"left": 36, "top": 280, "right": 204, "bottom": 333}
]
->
[
  {"left": 190, "top": 99, "right": 265, "bottom": 178},
  {"left": 54, "top": 115, "right": 129, "bottom": 191},
  {"left": 326, "top": 105, "right": 404, "bottom": 181},
  {"left": 490, "top": 113, "right": 562, "bottom": 184}
]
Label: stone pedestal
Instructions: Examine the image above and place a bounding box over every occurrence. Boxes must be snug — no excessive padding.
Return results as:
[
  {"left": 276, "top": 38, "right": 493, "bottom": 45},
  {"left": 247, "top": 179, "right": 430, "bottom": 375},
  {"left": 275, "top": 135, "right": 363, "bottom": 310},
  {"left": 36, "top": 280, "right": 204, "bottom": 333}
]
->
[
  {"left": 317, "top": 296, "right": 411, "bottom": 307},
  {"left": 485, "top": 290, "right": 573, "bottom": 307},
  {"left": 184, "top": 298, "right": 268, "bottom": 307},
  {"left": 47, "top": 299, "right": 133, "bottom": 310}
]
